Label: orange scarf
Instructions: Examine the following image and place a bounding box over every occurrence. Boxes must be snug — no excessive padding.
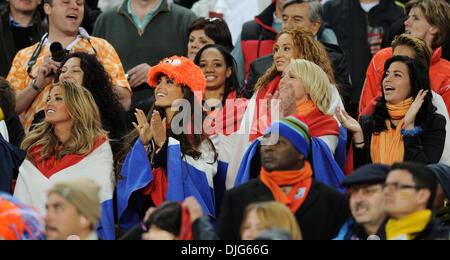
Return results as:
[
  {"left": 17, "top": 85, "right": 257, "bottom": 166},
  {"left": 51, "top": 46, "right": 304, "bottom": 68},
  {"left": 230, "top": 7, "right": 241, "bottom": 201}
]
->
[
  {"left": 260, "top": 161, "right": 313, "bottom": 213},
  {"left": 296, "top": 100, "right": 316, "bottom": 116},
  {"left": 371, "top": 98, "right": 412, "bottom": 165}
]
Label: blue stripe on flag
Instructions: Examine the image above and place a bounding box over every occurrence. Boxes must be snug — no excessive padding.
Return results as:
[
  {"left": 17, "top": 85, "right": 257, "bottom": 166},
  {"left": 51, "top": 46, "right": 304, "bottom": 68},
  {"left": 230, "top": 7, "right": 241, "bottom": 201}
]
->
[
  {"left": 97, "top": 199, "right": 115, "bottom": 240},
  {"left": 166, "top": 142, "right": 216, "bottom": 219},
  {"left": 214, "top": 160, "right": 228, "bottom": 217},
  {"left": 234, "top": 139, "right": 260, "bottom": 187},
  {"left": 117, "top": 139, "right": 153, "bottom": 230},
  {"left": 117, "top": 139, "right": 218, "bottom": 230},
  {"left": 311, "top": 137, "right": 346, "bottom": 193},
  {"left": 335, "top": 126, "right": 348, "bottom": 170}
]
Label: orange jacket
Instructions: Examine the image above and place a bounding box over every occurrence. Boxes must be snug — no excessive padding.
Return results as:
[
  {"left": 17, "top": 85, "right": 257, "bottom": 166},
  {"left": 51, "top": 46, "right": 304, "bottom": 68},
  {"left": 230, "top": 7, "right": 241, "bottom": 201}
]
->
[{"left": 359, "top": 46, "right": 450, "bottom": 115}]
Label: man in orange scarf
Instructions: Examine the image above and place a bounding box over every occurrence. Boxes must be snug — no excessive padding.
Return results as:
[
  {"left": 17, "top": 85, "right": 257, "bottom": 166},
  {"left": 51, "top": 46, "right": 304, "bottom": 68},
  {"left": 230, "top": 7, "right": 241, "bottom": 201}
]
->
[{"left": 217, "top": 115, "right": 350, "bottom": 240}]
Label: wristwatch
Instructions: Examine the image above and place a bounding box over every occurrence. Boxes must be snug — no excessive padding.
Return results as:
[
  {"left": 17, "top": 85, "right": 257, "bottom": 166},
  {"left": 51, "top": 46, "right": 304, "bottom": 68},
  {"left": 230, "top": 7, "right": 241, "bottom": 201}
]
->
[{"left": 30, "top": 80, "right": 41, "bottom": 92}]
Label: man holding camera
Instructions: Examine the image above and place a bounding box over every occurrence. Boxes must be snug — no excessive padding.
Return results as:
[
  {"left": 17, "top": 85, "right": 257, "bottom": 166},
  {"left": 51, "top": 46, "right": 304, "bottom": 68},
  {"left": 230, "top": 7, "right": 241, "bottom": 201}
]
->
[{"left": 7, "top": 0, "right": 131, "bottom": 131}]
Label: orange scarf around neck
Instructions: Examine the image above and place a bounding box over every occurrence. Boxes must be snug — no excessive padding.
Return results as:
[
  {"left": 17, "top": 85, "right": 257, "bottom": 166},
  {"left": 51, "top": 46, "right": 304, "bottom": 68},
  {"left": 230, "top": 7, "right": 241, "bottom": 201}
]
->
[
  {"left": 386, "top": 97, "right": 413, "bottom": 119},
  {"left": 260, "top": 161, "right": 313, "bottom": 213},
  {"left": 296, "top": 100, "right": 316, "bottom": 116},
  {"left": 371, "top": 98, "right": 412, "bottom": 165}
]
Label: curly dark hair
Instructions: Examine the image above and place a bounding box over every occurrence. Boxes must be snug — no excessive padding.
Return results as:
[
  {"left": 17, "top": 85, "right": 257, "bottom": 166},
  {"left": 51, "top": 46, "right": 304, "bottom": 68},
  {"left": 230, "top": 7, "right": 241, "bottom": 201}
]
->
[
  {"left": 0, "top": 77, "right": 16, "bottom": 121},
  {"left": 194, "top": 44, "right": 241, "bottom": 101},
  {"left": 371, "top": 55, "right": 436, "bottom": 133},
  {"left": 56, "top": 52, "right": 125, "bottom": 135}
]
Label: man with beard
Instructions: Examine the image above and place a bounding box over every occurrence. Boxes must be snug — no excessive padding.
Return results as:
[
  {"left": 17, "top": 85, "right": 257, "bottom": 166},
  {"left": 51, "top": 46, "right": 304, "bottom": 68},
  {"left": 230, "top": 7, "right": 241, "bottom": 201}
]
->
[{"left": 334, "top": 163, "right": 390, "bottom": 240}]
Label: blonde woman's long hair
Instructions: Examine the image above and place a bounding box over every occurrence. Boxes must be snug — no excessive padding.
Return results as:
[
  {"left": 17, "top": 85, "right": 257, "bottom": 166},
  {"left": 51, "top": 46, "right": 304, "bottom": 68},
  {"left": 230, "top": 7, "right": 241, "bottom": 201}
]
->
[
  {"left": 290, "top": 58, "right": 333, "bottom": 115},
  {"left": 21, "top": 81, "right": 107, "bottom": 164},
  {"left": 240, "top": 201, "right": 302, "bottom": 240},
  {"left": 254, "top": 26, "right": 335, "bottom": 93}
]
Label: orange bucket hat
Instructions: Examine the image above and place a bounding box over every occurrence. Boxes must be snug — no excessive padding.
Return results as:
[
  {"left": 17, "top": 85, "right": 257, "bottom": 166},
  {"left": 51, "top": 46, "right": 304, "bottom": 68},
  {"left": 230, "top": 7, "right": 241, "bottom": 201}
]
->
[{"left": 147, "top": 56, "right": 206, "bottom": 104}]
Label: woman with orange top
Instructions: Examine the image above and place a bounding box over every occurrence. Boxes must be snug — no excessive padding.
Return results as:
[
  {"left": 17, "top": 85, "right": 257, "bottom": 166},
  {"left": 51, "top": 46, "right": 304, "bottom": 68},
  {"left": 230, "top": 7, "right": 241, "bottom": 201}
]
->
[{"left": 337, "top": 55, "right": 446, "bottom": 169}]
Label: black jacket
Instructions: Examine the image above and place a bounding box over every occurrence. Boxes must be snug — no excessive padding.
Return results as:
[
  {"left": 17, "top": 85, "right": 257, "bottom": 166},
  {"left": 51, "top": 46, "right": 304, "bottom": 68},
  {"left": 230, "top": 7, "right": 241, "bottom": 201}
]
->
[
  {"left": 437, "top": 207, "right": 450, "bottom": 227},
  {"left": 0, "top": 133, "right": 26, "bottom": 193},
  {"left": 216, "top": 178, "right": 351, "bottom": 240},
  {"left": 0, "top": 7, "right": 46, "bottom": 77},
  {"left": 241, "top": 2, "right": 277, "bottom": 51},
  {"left": 354, "top": 113, "right": 446, "bottom": 169},
  {"left": 323, "top": 0, "right": 404, "bottom": 104},
  {"left": 244, "top": 54, "right": 272, "bottom": 99},
  {"left": 335, "top": 218, "right": 387, "bottom": 240},
  {"left": 240, "top": 2, "right": 278, "bottom": 80},
  {"left": 192, "top": 215, "right": 219, "bottom": 240},
  {"left": 174, "top": 0, "right": 199, "bottom": 9},
  {"left": 244, "top": 40, "right": 352, "bottom": 108},
  {"left": 413, "top": 215, "right": 450, "bottom": 240},
  {"left": 5, "top": 113, "right": 24, "bottom": 148}
]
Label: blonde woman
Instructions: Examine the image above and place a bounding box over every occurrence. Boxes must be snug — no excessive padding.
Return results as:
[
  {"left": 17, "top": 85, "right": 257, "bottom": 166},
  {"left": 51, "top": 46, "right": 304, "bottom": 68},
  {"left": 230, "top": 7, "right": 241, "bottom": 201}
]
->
[
  {"left": 240, "top": 201, "right": 302, "bottom": 240},
  {"left": 13, "top": 81, "right": 115, "bottom": 240},
  {"left": 248, "top": 26, "right": 337, "bottom": 142},
  {"left": 252, "top": 27, "right": 336, "bottom": 124},
  {"left": 279, "top": 59, "right": 340, "bottom": 154}
]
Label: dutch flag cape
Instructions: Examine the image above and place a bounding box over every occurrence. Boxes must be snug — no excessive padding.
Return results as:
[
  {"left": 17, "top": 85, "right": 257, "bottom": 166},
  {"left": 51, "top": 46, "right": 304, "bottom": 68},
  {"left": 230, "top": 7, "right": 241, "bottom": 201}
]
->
[
  {"left": 117, "top": 137, "right": 217, "bottom": 231},
  {"left": 13, "top": 139, "right": 115, "bottom": 240}
]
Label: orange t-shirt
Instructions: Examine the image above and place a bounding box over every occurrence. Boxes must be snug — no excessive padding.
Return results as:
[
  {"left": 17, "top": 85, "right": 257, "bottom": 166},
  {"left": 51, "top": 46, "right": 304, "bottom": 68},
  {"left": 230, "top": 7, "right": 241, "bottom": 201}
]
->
[{"left": 7, "top": 36, "right": 131, "bottom": 130}]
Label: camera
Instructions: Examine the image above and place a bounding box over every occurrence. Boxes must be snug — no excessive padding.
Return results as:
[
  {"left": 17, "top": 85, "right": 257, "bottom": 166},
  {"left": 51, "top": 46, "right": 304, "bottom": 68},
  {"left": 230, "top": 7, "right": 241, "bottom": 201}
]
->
[{"left": 50, "top": 42, "right": 68, "bottom": 63}]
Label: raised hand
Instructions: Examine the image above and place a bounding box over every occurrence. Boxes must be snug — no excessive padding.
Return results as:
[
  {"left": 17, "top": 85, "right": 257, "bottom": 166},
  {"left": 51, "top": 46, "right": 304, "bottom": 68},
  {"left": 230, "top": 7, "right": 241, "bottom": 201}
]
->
[
  {"left": 150, "top": 110, "right": 167, "bottom": 148},
  {"left": 279, "top": 82, "right": 297, "bottom": 118},
  {"left": 183, "top": 196, "right": 203, "bottom": 223},
  {"left": 336, "top": 107, "right": 365, "bottom": 144},
  {"left": 127, "top": 63, "right": 151, "bottom": 88},
  {"left": 35, "top": 55, "right": 61, "bottom": 89},
  {"left": 336, "top": 107, "right": 362, "bottom": 133},
  {"left": 132, "top": 109, "right": 152, "bottom": 145},
  {"left": 404, "top": 90, "right": 428, "bottom": 130}
]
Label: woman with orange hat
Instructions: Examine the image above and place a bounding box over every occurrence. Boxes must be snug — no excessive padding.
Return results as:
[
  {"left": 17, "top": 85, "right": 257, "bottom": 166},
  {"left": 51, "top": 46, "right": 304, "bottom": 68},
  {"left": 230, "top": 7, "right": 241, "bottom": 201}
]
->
[{"left": 116, "top": 56, "right": 219, "bottom": 233}]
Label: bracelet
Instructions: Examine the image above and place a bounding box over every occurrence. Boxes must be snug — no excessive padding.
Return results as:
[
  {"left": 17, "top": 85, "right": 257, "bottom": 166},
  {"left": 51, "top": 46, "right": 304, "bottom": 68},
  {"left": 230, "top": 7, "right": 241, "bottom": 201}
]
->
[
  {"left": 30, "top": 80, "right": 41, "bottom": 92},
  {"left": 400, "top": 126, "right": 423, "bottom": 137},
  {"left": 354, "top": 141, "right": 365, "bottom": 145}
]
